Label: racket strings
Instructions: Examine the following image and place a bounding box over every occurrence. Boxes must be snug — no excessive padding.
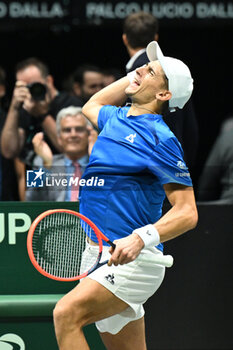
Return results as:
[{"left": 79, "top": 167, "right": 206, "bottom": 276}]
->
[{"left": 32, "top": 212, "right": 98, "bottom": 279}]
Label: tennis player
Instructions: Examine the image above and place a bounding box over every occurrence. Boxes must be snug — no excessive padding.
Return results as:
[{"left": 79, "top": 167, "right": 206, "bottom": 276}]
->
[{"left": 53, "top": 41, "right": 198, "bottom": 350}]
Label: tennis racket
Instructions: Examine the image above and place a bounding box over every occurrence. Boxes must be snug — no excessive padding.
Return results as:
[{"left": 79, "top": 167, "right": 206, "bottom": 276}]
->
[{"left": 27, "top": 209, "right": 173, "bottom": 282}]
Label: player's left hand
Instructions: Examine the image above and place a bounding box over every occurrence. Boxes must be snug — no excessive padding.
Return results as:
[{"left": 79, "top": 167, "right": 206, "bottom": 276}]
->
[{"left": 108, "top": 233, "right": 144, "bottom": 266}]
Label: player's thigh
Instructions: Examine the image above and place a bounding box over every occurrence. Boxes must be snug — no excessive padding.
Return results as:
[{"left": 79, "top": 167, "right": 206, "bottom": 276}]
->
[
  {"left": 54, "top": 277, "right": 129, "bottom": 325},
  {"left": 100, "top": 316, "right": 147, "bottom": 350}
]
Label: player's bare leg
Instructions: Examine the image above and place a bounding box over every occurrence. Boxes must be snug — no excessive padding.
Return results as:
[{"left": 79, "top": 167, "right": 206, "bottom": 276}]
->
[
  {"left": 53, "top": 277, "right": 128, "bottom": 350},
  {"left": 100, "top": 316, "right": 147, "bottom": 350}
]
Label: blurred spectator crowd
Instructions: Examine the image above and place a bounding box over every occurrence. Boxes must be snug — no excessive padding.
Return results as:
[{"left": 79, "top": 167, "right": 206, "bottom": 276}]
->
[
  {"left": 0, "top": 59, "right": 122, "bottom": 202},
  {"left": 0, "top": 11, "right": 232, "bottom": 203}
]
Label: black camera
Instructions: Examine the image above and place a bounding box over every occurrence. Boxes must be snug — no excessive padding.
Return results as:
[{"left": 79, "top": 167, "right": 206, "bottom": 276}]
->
[{"left": 27, "top": 82, "right": 47, "bottom": 101}]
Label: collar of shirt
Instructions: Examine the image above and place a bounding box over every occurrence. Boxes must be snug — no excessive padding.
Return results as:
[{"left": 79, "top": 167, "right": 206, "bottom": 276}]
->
[
  {"left": 64, "top": 154, "right": 89, "bottom": 173},
  {"left": 126, "top": 48, "right": 146, "bottom": 71}
]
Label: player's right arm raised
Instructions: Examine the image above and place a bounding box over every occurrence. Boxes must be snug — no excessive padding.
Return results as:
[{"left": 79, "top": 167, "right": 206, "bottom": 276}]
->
[{"left": 82, "top": 76, "right": 130, "bottom": 128}]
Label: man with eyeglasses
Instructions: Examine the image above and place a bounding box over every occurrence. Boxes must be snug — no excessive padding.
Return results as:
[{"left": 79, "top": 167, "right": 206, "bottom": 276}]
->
[{"left": 25, "top": 106, "right": 97, "bottom": 201}]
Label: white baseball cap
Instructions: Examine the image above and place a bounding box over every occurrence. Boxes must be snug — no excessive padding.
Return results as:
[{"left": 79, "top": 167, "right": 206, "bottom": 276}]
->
[{"left": 146, "top": 41, "right": 193, "bottom": 112}]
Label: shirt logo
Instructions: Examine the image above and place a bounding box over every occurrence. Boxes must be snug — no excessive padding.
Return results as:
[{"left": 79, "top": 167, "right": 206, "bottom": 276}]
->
[
  {"left": 125, "top": 133, "right": 136, "bottom": 143},
  {"left": 26, "top": 168, "right": 45, "bottom": 187},
  {"left": 177, "top": 161, "right": 186, "bottom": 169},
  {"left": 105, "top": 273, "right": 115, "bottom": 285}
]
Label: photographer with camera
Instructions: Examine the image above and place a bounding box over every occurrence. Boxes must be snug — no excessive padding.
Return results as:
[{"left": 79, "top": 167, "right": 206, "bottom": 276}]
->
[{"left": 1, "top": 57, "right": 83, "bottom": 166}]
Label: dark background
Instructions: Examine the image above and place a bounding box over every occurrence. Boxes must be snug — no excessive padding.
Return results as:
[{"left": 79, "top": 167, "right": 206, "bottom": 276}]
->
[{"left": 0, "top": 0, "right": 233, "bottom": 186}]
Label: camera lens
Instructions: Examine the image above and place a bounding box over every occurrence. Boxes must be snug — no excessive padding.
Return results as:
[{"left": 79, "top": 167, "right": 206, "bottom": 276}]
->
[{"left": 27, "top": 82, "right": 47, "bottom": 101}]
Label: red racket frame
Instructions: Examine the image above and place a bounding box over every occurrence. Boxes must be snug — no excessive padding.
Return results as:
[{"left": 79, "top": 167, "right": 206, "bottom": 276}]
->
[{"left": 27, "top": 209, "right": 111, "bottom": 281}]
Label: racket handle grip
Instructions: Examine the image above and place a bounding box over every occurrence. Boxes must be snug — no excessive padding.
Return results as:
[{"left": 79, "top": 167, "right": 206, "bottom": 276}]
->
[{"left": 107, "top": 240, "right": 116, "bottom": 249}]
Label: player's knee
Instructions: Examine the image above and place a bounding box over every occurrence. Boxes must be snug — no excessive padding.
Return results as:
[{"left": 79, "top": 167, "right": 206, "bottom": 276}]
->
[
  {"left": 53, "top": 297, "right": 88, "bottom": 329},
  {"left": 53, "top": 301, "right": 72, "bottom": 328}
]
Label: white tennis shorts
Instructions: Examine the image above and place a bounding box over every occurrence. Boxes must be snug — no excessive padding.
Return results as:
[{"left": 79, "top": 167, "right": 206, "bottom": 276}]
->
[{"left": 80, "top": 242, "right": 165, "bottom": 335}]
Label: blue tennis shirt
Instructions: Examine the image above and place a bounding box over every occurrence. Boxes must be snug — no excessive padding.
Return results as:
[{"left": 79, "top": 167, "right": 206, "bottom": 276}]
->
[{"left": 79, "top": 105, "right": 192, "bottom": 251}]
